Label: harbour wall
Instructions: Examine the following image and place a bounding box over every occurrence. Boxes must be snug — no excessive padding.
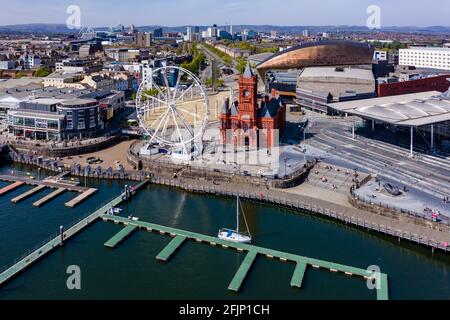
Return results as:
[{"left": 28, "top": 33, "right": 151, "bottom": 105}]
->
[{"left": 3, "top": 145, "right": 449, "bottom": 253}]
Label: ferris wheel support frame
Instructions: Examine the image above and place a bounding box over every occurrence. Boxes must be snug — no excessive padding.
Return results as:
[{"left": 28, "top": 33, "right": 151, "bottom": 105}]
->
[{"left": 135, "top": 66, "right": 209, "bottom": 160}]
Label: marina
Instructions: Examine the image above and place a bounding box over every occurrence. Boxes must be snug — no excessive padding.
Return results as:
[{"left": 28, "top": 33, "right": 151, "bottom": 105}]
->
[
  {"left": 0, "top": 163, "right": 449, "bottom": 300},
  {"left": 0, "top": 181, "right": 24, "bottom": 196},
  {"left": 0, "top": 173, "right": 98, "bottom": 208},
  {"left": 0, "top": 0, "right": 449, "bottom": 305},
  {"left": 104, "top": 224, "right": 139, "bottom": 248},
  {"left": 0, "top": 179, "right": 149, "bottom": 287},
  {"left": 32, "top": 188, "right": 66, "bottom": 207},
  {"left": 101, "top": 215, "right": 390, "bottom": 300},
  {"left": 11, "top": 185, "right": 46, "bottom": 203}
]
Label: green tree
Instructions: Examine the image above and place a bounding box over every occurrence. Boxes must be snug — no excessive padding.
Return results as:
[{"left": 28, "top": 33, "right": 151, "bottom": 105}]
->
[
  {"left": 34, "top": 66, "right": 52, "bottom": 77},
  {"left": 180, "top": 53, "right": 206, "bottom": 75},
  {"left": 133, "top": 88, "right": 164, "bottom": 101},
  {"left": 236, "top": 59, "right": 248, "bottom": 74}
]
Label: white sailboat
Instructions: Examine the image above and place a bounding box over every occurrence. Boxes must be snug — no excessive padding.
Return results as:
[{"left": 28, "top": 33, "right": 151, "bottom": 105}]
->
[{"left": 218, "top": 195, "right": 252, "bottom": 243}]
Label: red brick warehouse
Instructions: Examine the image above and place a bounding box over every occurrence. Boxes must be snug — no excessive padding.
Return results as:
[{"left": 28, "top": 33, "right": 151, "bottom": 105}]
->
[{"left": 220, "top": 64, "right": 286, "bottom": 149}]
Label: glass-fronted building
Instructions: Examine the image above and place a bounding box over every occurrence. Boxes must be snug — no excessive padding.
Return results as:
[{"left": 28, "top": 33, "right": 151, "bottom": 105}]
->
[{"left": 7, "top": 98, "right": 104, "bottom": 141}]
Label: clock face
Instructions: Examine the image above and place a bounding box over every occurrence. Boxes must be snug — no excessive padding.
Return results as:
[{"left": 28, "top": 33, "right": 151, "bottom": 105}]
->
[{"left": 244, "top": 90, "right": 250, "bottom": 98}]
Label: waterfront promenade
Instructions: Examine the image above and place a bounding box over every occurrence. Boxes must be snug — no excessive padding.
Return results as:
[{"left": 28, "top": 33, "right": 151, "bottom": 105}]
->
[
  {"left": 3, "top": 145, "right": 450, "bottom": 252},
  {"left": 150, "top": 176, "right": 450, "bottom": 253}
]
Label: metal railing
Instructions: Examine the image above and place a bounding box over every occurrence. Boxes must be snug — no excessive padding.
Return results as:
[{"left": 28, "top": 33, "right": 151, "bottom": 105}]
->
[
  {"left": 151, "top": 177, "right": 450, "bottom": 252},
  {"left": 0, "top": 232, "right": 59, "bottom": 275},
  {"left": 0, "top": 191, "right": 125, "bottom": 275},
  {"left": 350, "top": 188, "right": 450, "bottom": 227}
]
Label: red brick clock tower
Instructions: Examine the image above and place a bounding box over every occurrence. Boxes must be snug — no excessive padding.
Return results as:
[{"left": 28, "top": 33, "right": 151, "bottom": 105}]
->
[
  {"left": 220, "top": 63, "right": 286, "bottom": 149},
  {"left": 238, "top": 67, "right": 258, "bottom": 127}
]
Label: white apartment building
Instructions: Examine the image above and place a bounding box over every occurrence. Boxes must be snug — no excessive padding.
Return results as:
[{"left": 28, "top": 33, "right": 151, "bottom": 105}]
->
[
  {"left": 373, "top": 50, "right": 388, "bottom": 61},
  {"left": 399, "top": 47, "right": 450, "bottom": 71},
  {"left": 20, "top": 54, "right": 42, "bottom": 69}
]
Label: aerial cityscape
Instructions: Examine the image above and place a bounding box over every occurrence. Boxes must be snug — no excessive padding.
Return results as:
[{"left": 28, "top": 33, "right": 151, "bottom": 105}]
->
[{"left": 0, "top": 0, "right": 449, "bottom": 308}]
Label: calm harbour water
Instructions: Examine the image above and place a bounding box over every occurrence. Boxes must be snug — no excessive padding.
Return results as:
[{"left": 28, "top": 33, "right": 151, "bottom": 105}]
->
[{"left": 0, "top": 162, "right": 449, "bottom": 300}]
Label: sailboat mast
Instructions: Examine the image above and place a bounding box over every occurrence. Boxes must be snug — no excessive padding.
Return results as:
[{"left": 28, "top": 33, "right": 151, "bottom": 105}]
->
[{"left": 236, "top": 195, "right": 239, "bottom": 233}]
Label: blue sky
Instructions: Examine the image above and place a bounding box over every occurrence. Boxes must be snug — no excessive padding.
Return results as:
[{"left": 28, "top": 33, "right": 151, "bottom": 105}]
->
[{"left": 2, "top": 0, "right": 450, "bottom": 27}]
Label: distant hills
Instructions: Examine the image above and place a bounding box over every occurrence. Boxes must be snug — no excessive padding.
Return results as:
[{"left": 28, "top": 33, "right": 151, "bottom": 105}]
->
[{"left": 0, "top": 23, "right": 450, "bottom": 35}]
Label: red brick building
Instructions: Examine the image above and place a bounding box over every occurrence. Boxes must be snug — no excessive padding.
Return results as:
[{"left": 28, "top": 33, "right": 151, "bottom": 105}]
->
[
  {"left": 220, "top": 64, "right": 286, "bottom": 149},
  {"left": 378, "top": 74, "right": 450, "bottom": 97}
]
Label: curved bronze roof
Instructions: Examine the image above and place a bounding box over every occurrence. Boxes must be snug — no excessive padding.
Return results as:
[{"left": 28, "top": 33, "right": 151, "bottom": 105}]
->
[{"left": 256, "top": 41, "right": 374, "bottom": 78}]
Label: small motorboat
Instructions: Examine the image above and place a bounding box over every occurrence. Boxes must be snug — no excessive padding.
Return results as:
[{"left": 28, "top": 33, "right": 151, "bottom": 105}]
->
[
  {"left": 128, "top": 215, "right": 139, "bottom": 221},
  {"left": 112, "top": 208, "right": 122, "bottom": 214},
  {"left": 218, "top": 196, "right": 252, "bottom": 244}
]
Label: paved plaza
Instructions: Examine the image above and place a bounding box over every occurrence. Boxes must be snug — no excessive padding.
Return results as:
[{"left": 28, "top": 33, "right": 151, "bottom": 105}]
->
[
  {"left": 60, "top": 140, "right": 137, "bottom": 171},
  {"left": 355, "top": 177, "right": 450, "bottom": 218}
]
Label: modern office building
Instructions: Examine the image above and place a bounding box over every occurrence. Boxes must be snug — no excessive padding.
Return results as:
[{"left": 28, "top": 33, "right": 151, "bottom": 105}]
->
[
  {"left": 242, "top": 29, "right": 256, "bottom": 40},
  {"left": 186, "top": 26, "right": 193, "bottom": 42},
  {"left": 1, "top": 83, "right": 122, "bottom": 134},
  {"left": 399, "top": 47, "right": 450, "bottom": 71},
  {"left": 135, "top": 32, "right": 152, "bottom": 47},
  {"left": 7, "top": 97, "right": 103, "bottom": 140},
  {"left": 207, "top": 26, "right": 218, "bottom": 38},
  {"left": 153, "top": 28, "right": 163, "bottom": 38}
]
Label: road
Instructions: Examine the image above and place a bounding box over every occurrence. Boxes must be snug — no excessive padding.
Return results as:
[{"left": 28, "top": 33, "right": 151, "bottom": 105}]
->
[{"left": 197, "top": 44, "right": 239, "bottom": 90}]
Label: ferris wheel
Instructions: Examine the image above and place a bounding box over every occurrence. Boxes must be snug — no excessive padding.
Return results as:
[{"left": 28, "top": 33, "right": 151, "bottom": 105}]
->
[{"left": 136, "top": 66, "right": 209, "bottom": 159}]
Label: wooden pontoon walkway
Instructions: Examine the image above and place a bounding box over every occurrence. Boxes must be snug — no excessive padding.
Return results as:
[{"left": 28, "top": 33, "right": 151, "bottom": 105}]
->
[
  {"left": 0, "top": 181, "right": 24, "bottom": 196},
  {"left": 104, "top": 225, "right": 138, "bottom": 248},
  {"left": 33, "top": 188, "right": 66, "bottom": 207},
  {"left": 0, "top": 180, "right": 149, "bottom": 287},
  {"left": 101, "top": 215, "right": 389, "bottom": 300},
  {"left": 11, "top": 185, "right": 46, "bottom": 203},
  {"left": 0, "top": 174, "right": 98, "bottom": 208}
]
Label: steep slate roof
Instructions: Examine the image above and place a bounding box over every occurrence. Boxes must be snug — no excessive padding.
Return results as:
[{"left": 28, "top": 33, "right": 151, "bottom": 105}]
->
[
  {"left": 242, "top": 63, "right": 254, "bottom": 79},
  {"left": 221, "top": 99, "right": 229, "bottom": 115},
  {"left": 230, "top": 101, "right": 239, "bottom": 116},
  {"left": 259, "top": 97, "right": 283, "bottom": 118}
]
